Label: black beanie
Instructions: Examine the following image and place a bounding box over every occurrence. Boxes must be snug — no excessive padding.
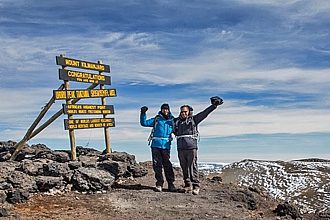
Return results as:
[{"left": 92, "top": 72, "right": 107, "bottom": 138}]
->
[{"left": 161, "top": 103, "right": 170, "bottom": 110}]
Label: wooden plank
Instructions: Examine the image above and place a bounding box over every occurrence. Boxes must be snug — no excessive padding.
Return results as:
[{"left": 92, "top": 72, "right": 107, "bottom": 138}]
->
[
  {"left": 59, "top": 69, "right": 111, "bottom": 85},
  {"left": 62, "top": 104, "right": 114, "bottom": 115},
  {"left": 56, "top": 56, "right": 110, "bottom": 72},
  {"left": 53, "top": 89, "right": 117, "bottom": 100},
  {"left": 64, "top": 118, "right": 115, "bottom": 130}
]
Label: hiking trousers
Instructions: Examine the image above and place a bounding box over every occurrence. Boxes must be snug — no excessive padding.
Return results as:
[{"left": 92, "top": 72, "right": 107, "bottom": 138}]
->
[
  {"left": 151, "top": 148, "right": 175, "bottom": 187},
  {"left": 178, "top": 149, "right": 199, "bottom": 188}
]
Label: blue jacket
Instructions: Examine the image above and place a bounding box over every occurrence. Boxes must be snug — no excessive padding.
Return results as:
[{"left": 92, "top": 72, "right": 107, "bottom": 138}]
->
[{"left": 140, "top": 111, "right": 174, "bottom": 150}]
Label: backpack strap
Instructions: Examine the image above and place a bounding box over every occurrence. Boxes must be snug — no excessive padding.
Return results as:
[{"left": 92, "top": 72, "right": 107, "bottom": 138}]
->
[
  {"left": 175, "top": 116, "right": 200, "bottom": 141},
  {"left": 148, "top": 115, "right": 160, "bottom": 145},
  {"left": 173, "top": 118, "right": 179, "bottom": 135},
  {"left": 190, "top": 116, "right": 199, "bottom": 141}
]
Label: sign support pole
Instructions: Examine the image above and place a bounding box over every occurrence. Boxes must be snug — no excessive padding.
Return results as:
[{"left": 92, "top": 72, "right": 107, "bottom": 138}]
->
[
  {"left": 61, "top": 55, "right": 77, "bottom": 160},
  {"left": 10, "top": 84, "right": 65, "bottom": 160},
  {"left": 29, "top": 84, "right": 99, "bottom": 140},
  {"left": 99, "top": 60, "right": 111, "bottom": 154}
]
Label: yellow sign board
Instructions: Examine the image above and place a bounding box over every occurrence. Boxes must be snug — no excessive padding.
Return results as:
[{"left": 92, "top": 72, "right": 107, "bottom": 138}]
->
[
  {"left": 64, "top": 118, "right": 115, "bottom": 130},
  {"left": 63, "top": 104, "right": 114, "bottom": 115},
  {"left": 59, "top": 69, "right": 111, "bottom": 85},
  {"left": 56, "top": 56, "right": 110, "bottom": 72},
  {"left": 53, "top": 89, "right": 117, "bottom": 100}
]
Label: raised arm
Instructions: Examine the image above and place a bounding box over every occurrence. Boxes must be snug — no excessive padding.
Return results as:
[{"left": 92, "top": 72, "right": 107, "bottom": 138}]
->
[
  {"left": 193, "top": 96, "right": 223, "bottom": 125},
  {"left": 193, "top": 105, "right": 217, "bottom": 125},
  {"left": 140, "top": 106, "right": 155, "bottom": 127}
]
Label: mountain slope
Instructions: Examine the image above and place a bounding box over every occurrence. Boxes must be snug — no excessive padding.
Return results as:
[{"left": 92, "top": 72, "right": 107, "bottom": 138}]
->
[{"left": 221, "top": 159, "right": 330, "bottom": 214}]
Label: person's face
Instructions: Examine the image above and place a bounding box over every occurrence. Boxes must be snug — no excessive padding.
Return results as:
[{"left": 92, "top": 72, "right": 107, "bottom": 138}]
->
[
  {"left": 180, "top": 106, "right": 189, "bottom": 119},
  {"left": 161, "top": 108, "right": 169, "bottom": 115}
]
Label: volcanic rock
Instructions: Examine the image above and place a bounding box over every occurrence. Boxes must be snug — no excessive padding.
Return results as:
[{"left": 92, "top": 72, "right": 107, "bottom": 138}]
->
[{"left": 72, "top": 167, "right": 115, "bottom": 191}]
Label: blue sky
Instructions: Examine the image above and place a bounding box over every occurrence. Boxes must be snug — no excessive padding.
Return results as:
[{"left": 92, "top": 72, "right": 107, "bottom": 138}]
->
[{"left": 0, "top": 0, "right": 329, "bottom": 162}]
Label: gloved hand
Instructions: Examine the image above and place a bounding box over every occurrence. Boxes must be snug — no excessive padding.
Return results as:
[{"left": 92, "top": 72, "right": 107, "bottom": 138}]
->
[
  {"left": 140, "top": 106, "right": 148, "bottom": 113},
  {"left": 210, "top": 96, "right": 223, "bottom": 106}
]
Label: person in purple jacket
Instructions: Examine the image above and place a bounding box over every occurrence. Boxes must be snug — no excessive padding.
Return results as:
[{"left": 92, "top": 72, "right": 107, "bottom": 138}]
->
[{"left": 174, "top": 96, "right": 223, "bottom": 195}]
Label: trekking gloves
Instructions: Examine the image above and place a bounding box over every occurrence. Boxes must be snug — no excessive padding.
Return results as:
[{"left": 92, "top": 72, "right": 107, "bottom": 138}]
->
[
  {"left": 140, "top": 106, "right": 148, "bottom": 113},
  {"left": 210, "top": 96, "right": 223, "bottom": 106}
]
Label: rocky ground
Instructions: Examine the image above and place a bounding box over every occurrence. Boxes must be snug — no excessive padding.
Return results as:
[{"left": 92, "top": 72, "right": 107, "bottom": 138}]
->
[
  {"left": 3, "top": 162, "right": 301, "bottom": 220},
  {"left": 0, "top": 141, "right": 326, "bottom": 220}
]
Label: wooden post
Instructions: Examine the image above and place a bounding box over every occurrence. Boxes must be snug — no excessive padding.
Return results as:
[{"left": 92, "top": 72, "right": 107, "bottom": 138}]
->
[
  {"left": 61, "top": 55, "right": 77, "bottom": 161},
  {"left": 99, "top": 60, "right": 111, "bottom": 154},
  {"left": 10, "top": 84, "right": 65, "bottom": 160}
]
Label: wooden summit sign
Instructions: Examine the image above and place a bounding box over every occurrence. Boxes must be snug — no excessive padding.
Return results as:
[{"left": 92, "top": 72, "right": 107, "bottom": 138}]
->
[
  {"left": 9, "top": 55, "right": 116, "bottom": 162},
  {"left": 55, "top": 55, "right": 116, "bottom": 160}
]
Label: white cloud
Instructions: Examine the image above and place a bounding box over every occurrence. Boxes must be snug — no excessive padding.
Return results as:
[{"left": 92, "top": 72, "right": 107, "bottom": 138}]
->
[
  {"left": 1, "top": 31, "right": 329, "bottom": 97},
  {"left": 200, "top": 105, "right": 330, "bottom": 137}
]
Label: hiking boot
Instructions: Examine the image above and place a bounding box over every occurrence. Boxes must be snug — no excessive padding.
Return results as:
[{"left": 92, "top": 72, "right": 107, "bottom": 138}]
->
[
  {"left": 168, "top": 183, "right": 177, "bottom": 192},
  {"left": 192, "top": 187, "right": 200, "bottom": 195},
  {"left": 154, "top": 186, "right": 162, "bottom": 192}
]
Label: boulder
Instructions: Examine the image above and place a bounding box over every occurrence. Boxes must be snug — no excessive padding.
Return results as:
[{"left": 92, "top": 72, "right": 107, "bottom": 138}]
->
[
  {"left": 98, "top": 151, "right": 136, "bottom": 164},
  {"left": 68, "top": 161, "right": 82, "bottom": 170},
  {"left": 209, "top": 176, "right": 222, "bottom": 183},
  {"left": 0, "top": 140, "right": 16, "bottom": 154},
  {"left": 6, "top": 189, "right": 30, "bottom": 204},
  {"left": 0, "top": 151, "right": 11, "bottom": 162},
  {"left": 51, "top": 151, "right": 71, "bottom": 163},
  {"left": 98, "top": 160, "right": 129, "bottom": 178},
  {"left": 231, "top": 190, "right": 257, "bottom": 210},
  {"left": 0, "top": 161, "right": 21, "bottom": 190},
  {"left": 128, "top": 163, "right": 148, "bottom": 178},
  {"left": 34, "top": 150, "right": 70, "bottom": 163},
  {"left": 30, "top": 144, "right": 52, "bottom": 154},
  {"left": 98, "top": 152, "right": 148, "bottom": 178},
  {"left": 15, "top": 144, "right": 35, "bottom": 161},
  {"left": 35, "top": 176, "right": 66, "bottom": 192},
  {"left": 0, "top": 190, "right": 6, "bottom": 203},
  {"left": 6, "top": 171, "right": 38, "bottom": 193},
  {"left": 273, "top": 201, "right": 302, "bottom": 219},
  {"left": 17, "top": 159, "right": 49, "bottom": 176},
  {"left": 43, "top": 162, "right": 71, "bottom": 177},
  {"left": 76, "top": 146, "right": 101, "bottom": 157},
  {"left": 79, "top": 155, "right": 98, "bottom": 167},
  {"left": 318, "top": 210, "right": 330, "bottom": 220},
  {"left": 72, "top": 167, "right": 115, "bottom": 192},
  {"left": 0, "top": 141, "right": 148, "bottom": 203},
  {"left": 0, "top": 207, "right": 9, "bottom": 217}
]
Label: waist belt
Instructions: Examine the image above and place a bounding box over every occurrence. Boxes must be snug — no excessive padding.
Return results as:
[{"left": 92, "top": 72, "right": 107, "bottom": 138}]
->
[
  {"left": 176, "top": 135, "right": 198, "bottom": 140},
  {"left": 152, "top": 137, "right": 171, "bottom": 140}
]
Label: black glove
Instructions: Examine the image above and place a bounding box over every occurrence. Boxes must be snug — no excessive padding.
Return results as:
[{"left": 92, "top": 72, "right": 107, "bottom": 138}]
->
[
  {"left": 210, "top": 96, "right": 223, "bottom": 106},
  {"left": 140, "top": 106, "right": 148, "bottom": 113}
]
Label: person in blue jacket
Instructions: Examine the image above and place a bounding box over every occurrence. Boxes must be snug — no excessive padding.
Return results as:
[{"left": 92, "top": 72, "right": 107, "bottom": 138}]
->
[{"left": 140, "top": 103, "right": 176, "bottom": 192}]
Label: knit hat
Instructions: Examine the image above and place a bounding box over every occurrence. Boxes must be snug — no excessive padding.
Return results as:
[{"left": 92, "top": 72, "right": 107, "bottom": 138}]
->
[{"left": 161, "top": 103, "right": 170, "bottom": 110}]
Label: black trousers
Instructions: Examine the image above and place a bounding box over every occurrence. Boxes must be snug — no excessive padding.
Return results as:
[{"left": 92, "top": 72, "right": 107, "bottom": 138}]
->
[
  {"left": 178, "top": 149, "right": 199, "bottom": 188},
  {"left": 151, "top": 148, "right": 175, "bottom": 187}
]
